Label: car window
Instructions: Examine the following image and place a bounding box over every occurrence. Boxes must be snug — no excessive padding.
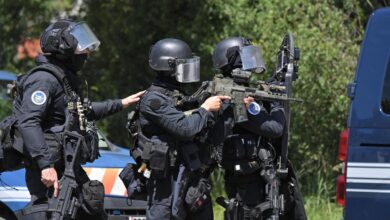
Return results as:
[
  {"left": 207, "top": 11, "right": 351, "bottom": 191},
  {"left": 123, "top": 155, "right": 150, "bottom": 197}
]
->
[{"left": 382, "top": 57, "right": 390, "bottom": 114}]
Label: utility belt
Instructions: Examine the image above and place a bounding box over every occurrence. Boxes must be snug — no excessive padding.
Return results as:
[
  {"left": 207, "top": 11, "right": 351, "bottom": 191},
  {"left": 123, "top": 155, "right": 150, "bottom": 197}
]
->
[
  {"left": 136, "top": 132, "right": 208, "bottom": 178},
  {"left": 119, "top": 133, "right": 179, "bottom": 200},
  {"left": 122, "top": 133, "right": 211, "bottom": 203},
  {"left": 221, "top": 134, "right": 262, "bottom": 175},
  {"left": 137, "top": 132, "right": 178, "bottom": 179}
]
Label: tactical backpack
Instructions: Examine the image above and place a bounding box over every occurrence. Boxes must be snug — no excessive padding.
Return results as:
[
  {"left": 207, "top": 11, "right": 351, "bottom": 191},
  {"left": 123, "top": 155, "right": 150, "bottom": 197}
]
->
[
  {"left": 0, "top": 115, "right": 23, "bottom": 172},
  {"left": 0, "top": 64, "right": 65, "bottom": 172}
]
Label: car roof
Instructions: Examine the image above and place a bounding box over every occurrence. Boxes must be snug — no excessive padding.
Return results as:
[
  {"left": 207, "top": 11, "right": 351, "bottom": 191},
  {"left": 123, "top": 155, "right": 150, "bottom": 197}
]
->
[{"left": 0, "top": 70, "right": 17, "bottom": 81}]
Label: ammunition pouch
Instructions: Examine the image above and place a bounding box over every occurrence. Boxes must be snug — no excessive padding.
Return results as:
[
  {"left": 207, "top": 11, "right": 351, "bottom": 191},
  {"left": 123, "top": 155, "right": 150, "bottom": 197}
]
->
[
  {"left": 83, "top": 128, "right": 100, "bottom": 163},
  {"left": 149, "top": 142, "right": 169, "bottom": 179},
  {"left": 138, "top": 133, "right": 152, "bottom": 162},
  {"left": 0, "top": 115, "right": 24, "bottom": 172},
  {"left": 185, "top": 178, "right": 211, "bottom": 213},
  {"left": 138, "top": 133, "right": 173, "bottom": 179},
  {"left": 43, "top": 127, "right": 100, "bottom": 165},
  {"left": 119, "top": 163, "right": 146, "bottom": 200},
  {"left": 130, "top": 140, "right": 143, "bottom": 163},
  {"left": 81, "top": 180, "right": 105, "bottom": 215}
]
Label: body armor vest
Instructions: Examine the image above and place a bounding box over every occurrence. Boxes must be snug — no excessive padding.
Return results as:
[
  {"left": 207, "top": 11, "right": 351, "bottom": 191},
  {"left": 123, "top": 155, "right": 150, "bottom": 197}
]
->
[{"left": 0, "top": 63, "right": 99, "bottom": 173}]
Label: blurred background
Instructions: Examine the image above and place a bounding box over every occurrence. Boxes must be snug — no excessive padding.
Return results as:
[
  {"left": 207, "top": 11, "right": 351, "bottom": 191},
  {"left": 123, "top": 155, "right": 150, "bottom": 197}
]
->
[{"left": 1, "top": 0, "right": 389, "bottom": 219}]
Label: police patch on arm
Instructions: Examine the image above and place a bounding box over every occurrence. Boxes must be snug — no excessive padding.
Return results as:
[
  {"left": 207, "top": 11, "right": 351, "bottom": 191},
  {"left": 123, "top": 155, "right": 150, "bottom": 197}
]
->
[
  {"left": 150, "top": 98, "right": 162, "bottom": 111},
  {"left": 31, "top": 90, "right": 47, "bottom": 105}
]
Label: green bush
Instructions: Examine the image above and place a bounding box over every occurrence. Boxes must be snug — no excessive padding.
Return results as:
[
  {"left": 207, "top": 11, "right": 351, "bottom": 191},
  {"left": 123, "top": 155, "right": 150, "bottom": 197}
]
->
[
  {"left": 2, "top": 0, "right": 385, "bottom": 204},
  {"left": 83, "top": 0, "right": 362, "bottom": 196}
]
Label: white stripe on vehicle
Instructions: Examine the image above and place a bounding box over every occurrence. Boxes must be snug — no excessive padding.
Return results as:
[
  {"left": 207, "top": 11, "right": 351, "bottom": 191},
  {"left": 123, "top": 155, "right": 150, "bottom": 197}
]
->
[
  {"left": 0, "top": 186, "right": 28, "bottom": 191},
  {"left": 0, "top": 188, "right": 31, "bottom": 201},
  {"left": 88, "top": 168, "right": 106, "bottom": 181},
  {"left": 110, "top": 169, "right": 127, "bottom": 196},
  {"left": 346, "top": 188, "right": 390, "bottom": 193},
  {"left": 347, "top": 167, "right": 390, "bottom": 179},
  {"left": 0, "top": 198, "right": 31, "bottom": 202},
  {"left": 347, "top": 178, "right": 390, "bottom": 184},
  {"left": 348, "top": 162, "right": 390, "bottom": 168}
]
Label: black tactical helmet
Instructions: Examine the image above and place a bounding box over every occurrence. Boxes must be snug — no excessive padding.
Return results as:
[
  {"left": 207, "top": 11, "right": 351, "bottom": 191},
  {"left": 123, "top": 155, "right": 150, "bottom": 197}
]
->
[
  {"left": 212, "top": 37, "right": 265, "bottom": 73},
  {"left": 40, "top": 19, "right": 100, "bottom": 56},
  {"left": 149, "top": 38, "right": 200, "bottom": 83}
]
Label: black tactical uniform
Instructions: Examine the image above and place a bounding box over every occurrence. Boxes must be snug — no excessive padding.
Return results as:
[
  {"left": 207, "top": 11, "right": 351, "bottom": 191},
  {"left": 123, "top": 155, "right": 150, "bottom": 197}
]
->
[
  {"left": 211, "top": 37, "right": 307, "bottom": 220},
  {"left": 139, "top": 80, "right": 213, "bottom": 219},
  {"left": 210, "top": 100, "right": 285, "bottom": 217},
  {"left": 136, "top": 39, "right": 214, "bottom": 220},
  {"left": 12, "top": 20, "right": 126, "bottom": 219},
  {"left": 14, "top": 55, "right": 123, "bottom": 204}
]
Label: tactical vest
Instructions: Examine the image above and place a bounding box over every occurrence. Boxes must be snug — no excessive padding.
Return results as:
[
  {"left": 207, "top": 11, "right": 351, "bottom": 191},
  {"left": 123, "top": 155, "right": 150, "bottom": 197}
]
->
[
  {"left": 128, "top": 85, "right": 203, "bottom": 179},
  {"left": 221, "top": 132, "right": 264, "bottom": 176},
  {"left": 0, "top": 64, "right": 99, "bottom": 172}
]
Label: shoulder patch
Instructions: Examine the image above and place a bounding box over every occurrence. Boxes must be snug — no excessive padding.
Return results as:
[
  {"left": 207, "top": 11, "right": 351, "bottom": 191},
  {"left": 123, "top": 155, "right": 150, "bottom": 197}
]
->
[
  {"left": 149, "top": 98, "right": 162, "bottom": 111},
  {"left": 31, "top": 90, "right": 47, "bottom": 105}
]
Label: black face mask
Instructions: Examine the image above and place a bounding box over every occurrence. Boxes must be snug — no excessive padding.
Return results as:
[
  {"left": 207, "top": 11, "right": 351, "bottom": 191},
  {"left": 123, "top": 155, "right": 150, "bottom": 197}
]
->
[
  {"left": 180, "top": 82, "right": 201, "bottom": 96},
  {"left": 221, "top": 46, "right": 243, "bottom": 76},
  {"left": 66, "top": 53, "right": 88, "bottom": 72},
  {"left": 156, "top": 72, "right": 180, "bottom": 89}
]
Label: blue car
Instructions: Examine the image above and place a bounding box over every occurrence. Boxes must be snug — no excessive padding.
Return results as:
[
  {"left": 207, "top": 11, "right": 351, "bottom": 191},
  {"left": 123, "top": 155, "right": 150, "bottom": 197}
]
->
[{"left": 0, "top": 71, "right": 146, "bottom": 219}]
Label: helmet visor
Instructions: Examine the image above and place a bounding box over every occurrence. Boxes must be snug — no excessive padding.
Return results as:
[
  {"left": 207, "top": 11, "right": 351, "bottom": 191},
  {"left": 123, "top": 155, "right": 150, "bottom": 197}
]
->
[
  {"left": 70, "top": 22, "right": 101, "bottom": 54},
  {"left": 175, "top": 56, "right": 200, "bottom": 83},
  {"left": 239, "top": 45, "right": 266, "bottom": 73}
]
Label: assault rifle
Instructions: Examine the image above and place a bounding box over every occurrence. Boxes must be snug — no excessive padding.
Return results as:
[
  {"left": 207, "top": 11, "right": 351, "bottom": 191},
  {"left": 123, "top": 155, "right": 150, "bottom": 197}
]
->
[
  {"left": 47, "top": 131, "right": 85, "bottom": 220},
  {"left": 194, "top": 74, "right": 301, "bottom": 123},
  {"left": 187, "top": 61, "right": 301, "bottom": 124},
  {"left": 17, "top": 130, "right": 86, "bottom": 219}
]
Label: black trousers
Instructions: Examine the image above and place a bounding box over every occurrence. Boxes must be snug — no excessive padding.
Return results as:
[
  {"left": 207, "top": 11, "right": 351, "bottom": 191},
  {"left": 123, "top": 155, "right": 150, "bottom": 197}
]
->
[{"left": 146, "top": 165, "right": 213, "bottom": 220}]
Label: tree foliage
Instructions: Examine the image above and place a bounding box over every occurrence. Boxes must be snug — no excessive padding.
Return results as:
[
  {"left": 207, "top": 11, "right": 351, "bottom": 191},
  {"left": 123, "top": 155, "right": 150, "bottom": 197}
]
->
[
  {"left": 0, "top": 0, "right": 74, "bottom": 73},
  {"left": 0, "top": 0, "right": 388, "bottom": 197},
  {"left": 82, "top": 0, "right": 363, "bottom": 195}
]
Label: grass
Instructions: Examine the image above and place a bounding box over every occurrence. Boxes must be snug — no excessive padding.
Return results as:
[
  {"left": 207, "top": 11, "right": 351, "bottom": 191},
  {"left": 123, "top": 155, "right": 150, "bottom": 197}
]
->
[
  {"left": 304, "top": 196, "right": 343, "bottom": 220},
  {"left": 213, "top": 203, "right": 225, "bottom": 219},
  {"left": 212, "top": 195, "right": 343, "bottom": 220}
]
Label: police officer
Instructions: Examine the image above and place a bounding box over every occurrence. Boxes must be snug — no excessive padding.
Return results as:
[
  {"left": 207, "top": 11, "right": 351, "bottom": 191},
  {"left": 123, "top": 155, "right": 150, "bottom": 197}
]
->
[
  {"left": 137, "top": 38, "right": 229, "bottom": 219},
  {"left": 210, "top": 37, "right": 307, "bottom": 220},
  {"left": 13, "top": 19, "right": 144, "bottom": 219}
]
